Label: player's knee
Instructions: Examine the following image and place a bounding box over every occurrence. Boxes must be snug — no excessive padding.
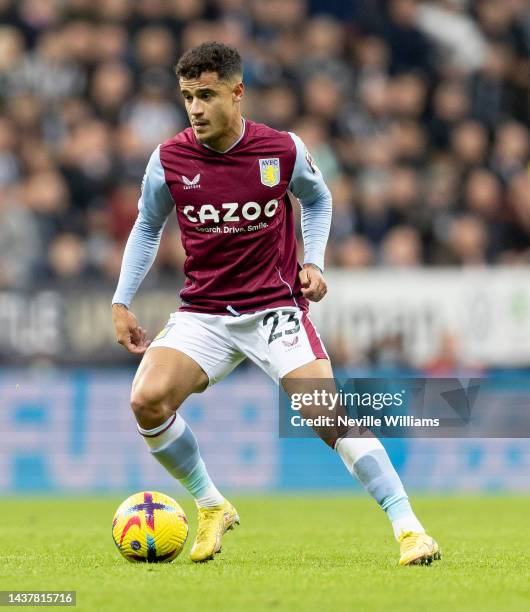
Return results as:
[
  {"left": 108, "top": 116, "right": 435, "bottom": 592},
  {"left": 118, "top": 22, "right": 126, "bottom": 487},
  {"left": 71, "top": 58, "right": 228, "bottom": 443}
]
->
[{"left": 130, "top": 383, "right": 172, "bottom": 425}]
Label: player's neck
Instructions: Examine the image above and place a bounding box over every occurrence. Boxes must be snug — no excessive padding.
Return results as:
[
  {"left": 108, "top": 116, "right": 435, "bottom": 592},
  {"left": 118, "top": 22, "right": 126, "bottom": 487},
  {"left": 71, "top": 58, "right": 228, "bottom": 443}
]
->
[{"left": 202, "top": 116, "right": 245, "bottom": 153}]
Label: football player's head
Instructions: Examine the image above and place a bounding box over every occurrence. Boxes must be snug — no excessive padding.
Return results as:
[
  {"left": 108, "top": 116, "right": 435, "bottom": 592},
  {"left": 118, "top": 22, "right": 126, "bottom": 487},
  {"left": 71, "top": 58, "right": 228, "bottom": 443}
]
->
[{"left": 176, "top": 42, "right": 244, "bottom": 148}]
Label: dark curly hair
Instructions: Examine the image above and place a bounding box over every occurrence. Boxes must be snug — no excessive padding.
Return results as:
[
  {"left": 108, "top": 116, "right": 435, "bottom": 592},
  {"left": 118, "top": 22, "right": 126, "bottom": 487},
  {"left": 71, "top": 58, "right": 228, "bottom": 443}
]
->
[{"left": 175, "top": 42, "right": 242, "bottom": 82}]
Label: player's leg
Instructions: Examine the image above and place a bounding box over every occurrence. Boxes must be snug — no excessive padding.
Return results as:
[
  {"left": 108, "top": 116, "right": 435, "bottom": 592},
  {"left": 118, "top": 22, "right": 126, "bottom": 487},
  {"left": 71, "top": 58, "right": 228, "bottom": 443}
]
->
[
  {"left": 131, "top": 346, "right": 225, "bottom": 505},
  {"left": 233, "top": 308, "right": 440, "bottom": 565},
  {"left": 132, "top": 345, "right": 208, "bottom": 428},
  {"left": 282, "top": 358, "right": 440, "bottom": 565},
  {"left": 131, "top": 313, "right": 244, "bottom": 561}
]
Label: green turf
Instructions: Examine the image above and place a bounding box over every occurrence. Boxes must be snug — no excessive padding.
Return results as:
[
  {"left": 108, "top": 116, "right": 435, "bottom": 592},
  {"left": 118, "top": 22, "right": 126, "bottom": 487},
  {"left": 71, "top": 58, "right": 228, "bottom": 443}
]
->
[{"left": 1, "top": 496, "right": 529, "bottom": 611}]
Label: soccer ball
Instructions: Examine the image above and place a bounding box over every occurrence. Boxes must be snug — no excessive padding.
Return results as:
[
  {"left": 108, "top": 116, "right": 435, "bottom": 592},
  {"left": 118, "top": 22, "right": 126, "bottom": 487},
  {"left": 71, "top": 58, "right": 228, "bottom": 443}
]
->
[{"left": 112, "top": 491, "right": 188, "bottom": 563}]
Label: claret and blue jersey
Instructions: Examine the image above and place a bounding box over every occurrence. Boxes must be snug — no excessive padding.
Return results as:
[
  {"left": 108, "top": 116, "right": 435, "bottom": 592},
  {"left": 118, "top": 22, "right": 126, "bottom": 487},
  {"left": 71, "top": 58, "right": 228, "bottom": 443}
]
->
[{"left": 113, "top": 118, "right": 332, "bottom": 315}]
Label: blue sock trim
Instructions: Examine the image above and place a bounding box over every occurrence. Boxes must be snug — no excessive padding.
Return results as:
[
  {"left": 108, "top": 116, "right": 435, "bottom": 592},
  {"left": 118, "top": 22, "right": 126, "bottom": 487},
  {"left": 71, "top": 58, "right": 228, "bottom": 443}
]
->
[{"left": 383, "top": 494, "right": 413, "bottom": 521}]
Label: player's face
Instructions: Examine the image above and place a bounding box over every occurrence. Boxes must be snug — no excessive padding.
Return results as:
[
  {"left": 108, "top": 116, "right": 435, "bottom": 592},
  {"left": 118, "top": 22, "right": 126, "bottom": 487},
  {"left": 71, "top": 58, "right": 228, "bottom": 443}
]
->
[{"left": 180, "top": 71, "right": 243, "bottom": 147}]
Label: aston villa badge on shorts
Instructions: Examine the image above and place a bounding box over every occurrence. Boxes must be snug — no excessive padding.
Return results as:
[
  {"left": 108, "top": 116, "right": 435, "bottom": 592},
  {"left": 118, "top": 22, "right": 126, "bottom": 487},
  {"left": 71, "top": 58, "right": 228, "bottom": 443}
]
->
[{"left": 259, "top": 158, "right": 280, "bottom": 187}]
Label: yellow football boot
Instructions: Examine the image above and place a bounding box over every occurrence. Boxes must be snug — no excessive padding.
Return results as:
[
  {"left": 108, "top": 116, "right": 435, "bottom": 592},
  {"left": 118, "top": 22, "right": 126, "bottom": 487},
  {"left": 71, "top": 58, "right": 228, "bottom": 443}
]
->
[
  {"left": 398, "top": 532, "right": 441, "bottom": 566},
  {"left": 190, "top": 500, "right": 240, "bottom": 562}
]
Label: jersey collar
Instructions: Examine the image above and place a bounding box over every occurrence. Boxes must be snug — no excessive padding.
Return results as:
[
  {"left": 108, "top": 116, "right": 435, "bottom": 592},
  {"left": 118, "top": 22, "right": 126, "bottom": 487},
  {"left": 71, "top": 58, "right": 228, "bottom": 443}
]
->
[{"left": 199, "top": 117, "right": 246, "bottom": 154}]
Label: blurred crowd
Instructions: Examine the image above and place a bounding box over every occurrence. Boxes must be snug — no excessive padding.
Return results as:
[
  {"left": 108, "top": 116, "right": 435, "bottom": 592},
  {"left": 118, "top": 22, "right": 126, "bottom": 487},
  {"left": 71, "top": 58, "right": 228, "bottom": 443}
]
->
[{"left": 0, "top": 0, "right": 529, "bottom": 291}]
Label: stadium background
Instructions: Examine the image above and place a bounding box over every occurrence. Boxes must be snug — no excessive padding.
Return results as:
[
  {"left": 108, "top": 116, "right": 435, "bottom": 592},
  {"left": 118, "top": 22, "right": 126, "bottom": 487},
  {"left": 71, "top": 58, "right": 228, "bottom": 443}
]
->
[{"left": 1, "top": 0, "right": 529, "bottom": 495}]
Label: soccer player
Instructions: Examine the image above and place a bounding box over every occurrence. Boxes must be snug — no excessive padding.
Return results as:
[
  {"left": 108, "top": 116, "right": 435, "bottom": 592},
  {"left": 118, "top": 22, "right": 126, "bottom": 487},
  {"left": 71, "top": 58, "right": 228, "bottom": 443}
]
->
[{"left": 112, "top": 42, "right": 440, "bottom": 566}]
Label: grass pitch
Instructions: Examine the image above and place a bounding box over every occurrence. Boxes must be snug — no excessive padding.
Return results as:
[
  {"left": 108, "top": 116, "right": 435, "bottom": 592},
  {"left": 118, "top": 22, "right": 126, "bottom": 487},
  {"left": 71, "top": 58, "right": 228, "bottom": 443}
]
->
[{"left": 1, "top": 496, "right": 529, "bottom": 611}]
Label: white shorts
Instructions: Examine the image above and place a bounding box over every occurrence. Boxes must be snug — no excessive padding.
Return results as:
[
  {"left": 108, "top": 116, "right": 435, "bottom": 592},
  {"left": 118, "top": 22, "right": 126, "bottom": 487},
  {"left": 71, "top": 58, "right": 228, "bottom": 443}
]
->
[{"left": 148, "top": 307, "right": 328, "bottom": 385}]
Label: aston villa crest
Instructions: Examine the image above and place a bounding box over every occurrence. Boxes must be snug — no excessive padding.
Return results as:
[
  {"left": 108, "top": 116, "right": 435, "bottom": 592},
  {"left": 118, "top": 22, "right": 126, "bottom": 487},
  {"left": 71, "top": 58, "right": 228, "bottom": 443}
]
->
[{"left": 259, "top": 158, "right": 280, "bottom": 187}]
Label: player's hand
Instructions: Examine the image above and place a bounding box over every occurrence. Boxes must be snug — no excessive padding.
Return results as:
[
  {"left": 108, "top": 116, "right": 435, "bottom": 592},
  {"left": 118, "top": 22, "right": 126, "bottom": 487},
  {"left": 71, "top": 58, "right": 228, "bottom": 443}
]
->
[
  {"left": 299, "top": 263, "right": 327, "bottom": 302},
  {"left": 112, "top": 304, "right": 151, "bottom": 354}
]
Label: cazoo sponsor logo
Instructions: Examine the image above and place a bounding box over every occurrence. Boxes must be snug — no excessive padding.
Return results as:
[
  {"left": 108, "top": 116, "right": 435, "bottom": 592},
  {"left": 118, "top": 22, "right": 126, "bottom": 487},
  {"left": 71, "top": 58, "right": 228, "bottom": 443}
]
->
[{"left": 182, "top": 199, "right": 279, "bottom": 232}]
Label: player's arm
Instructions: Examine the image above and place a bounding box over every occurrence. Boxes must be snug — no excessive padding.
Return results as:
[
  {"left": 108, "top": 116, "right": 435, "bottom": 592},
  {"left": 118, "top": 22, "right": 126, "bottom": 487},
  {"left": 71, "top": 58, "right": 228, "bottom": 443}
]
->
[
  {"left": 112, "top": 145, "right": 175, "bottom": 354},
  {"left": 288, "top": 132, "right": 332, "bottom": 302}
]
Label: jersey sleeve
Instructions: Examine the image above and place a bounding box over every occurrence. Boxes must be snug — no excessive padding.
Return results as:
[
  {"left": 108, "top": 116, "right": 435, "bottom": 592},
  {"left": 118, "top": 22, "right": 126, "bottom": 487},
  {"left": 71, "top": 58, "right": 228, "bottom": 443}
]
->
[
  {"left": 287, "top": 132, "right": 332, "bottom": 272},
  {"left": 112, "top": 145, "right": 175, "bottom": 307}
]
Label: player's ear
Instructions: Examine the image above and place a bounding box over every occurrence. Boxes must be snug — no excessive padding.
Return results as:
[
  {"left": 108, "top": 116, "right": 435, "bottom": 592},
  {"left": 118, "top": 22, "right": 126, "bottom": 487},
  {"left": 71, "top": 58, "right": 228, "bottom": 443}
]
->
[{"left": 232, "top": 81, "right": 244, "bottom": 102}]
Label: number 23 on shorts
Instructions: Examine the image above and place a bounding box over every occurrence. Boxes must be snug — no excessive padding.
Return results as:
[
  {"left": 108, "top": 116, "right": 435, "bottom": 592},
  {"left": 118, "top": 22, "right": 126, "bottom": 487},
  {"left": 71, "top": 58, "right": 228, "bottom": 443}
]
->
[{"left": 262, "top": 310, "right": 300, "bottom": 345}]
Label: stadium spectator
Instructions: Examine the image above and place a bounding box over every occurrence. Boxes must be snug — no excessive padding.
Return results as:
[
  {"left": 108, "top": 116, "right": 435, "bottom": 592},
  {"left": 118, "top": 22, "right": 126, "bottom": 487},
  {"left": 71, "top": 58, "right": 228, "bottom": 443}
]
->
[
  {"left": 450, "top": 120, "right": 489, "bottom": 169},
  {"left": 416, "top": 0, "right": 487, "bottom": 74},
  {"left": 381, "top": 225, "right": 423, "bottom": 267},
  {"left": 429, "top": 79, "right": 470, "bottom": 149},
  {"left": 0, "top": 185, "right": 42, "bottom": 288},
  {"left": 446, "top": 215, "right": 490, "bottom": 265},
  {"left": 46, "top": 232, "right": 92, "bottom": 283},
  {"left": 335, "top": 235, "right": 375, "bottom": 269}
]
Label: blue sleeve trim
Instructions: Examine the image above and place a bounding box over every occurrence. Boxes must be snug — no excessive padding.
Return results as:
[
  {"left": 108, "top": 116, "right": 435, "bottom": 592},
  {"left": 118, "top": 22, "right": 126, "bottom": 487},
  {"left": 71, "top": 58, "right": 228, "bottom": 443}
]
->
[
  {"left": 112, "top": 146, "right": 175, "bottom": 306},
  {"left": 288, "top": 132, "right": 332, "bottom": 272}
]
